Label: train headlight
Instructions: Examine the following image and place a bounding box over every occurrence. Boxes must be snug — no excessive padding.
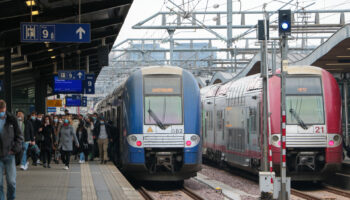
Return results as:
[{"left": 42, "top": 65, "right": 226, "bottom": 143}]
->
[
  {"left": 272, "top": 135, "right": 279, "bottom": 142},
  {"left": 333, "top": 135, "right": 340, "bottom": 142},
  {"left": 271, "top": 134, "right": 280, "bottom": 147},
  {"left": 130, "top": 135, "right": 137, "bottom": 142},
  {"left": 327, "top": 134, "right": 342, "bottom": 148},
  {"left": 191, "top": 135, "right": 199, "bottom": 142},
  {"left": 185, "top": 134, "right": 200, "bottom": 148}
]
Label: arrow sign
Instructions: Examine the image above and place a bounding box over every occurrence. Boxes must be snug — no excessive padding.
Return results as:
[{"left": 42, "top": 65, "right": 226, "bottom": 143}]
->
[
  {"left": 76, "top": 27, "right": 86, "bottom": 40},
  {"left": 21, "top": 23, "right": 90, "bottom": 43}
]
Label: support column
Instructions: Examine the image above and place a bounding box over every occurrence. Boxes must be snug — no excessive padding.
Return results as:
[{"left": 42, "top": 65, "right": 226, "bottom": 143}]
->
[
  {"left": 4, "top": 49, "right": 12, "bottom": 112},
  {"left": 35, "top": 74, "right": 46, "bottom": 114}
]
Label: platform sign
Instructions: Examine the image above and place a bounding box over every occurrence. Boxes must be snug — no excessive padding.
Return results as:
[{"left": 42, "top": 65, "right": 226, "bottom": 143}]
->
[
  {"left": 66, "top": 95, "right": 81, "bottom": 107},
  {"left": 47, "top": 107, "right": 56, "bottom": 113},
  {"left": 58, "top": 70, "right": 85, "bottom": 80},
  {"left": 81, "top": 97, "right": 87, "bottom": 107},
  {"left": 46, "top": 99, "right": 63, "bottom": 107},
  {"left": 21, "top": 23, "right": 90, "bottom": 43},
  {"left": 85, "top": 74, "right": 95, "bottom": 94}
]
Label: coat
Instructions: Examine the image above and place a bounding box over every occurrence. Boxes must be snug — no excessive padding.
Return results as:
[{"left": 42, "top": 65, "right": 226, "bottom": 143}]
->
[
  {"left": 58, "top": 125, "right": 79, "bottom": 151},
  {"left": 23, "top": 120, "right": 34, "bottom": 142},
  {"left": 39, "top": 124, "right": 55, "bottom": 151},
  {"left": 0, "top": 112, "right": 24, "bottom": 157},
  {"left": 76, "top": 127, "right": 88, "bottom": 152},
  {"left": 93, "top": 121, "right": 111, "bottom": 139}
]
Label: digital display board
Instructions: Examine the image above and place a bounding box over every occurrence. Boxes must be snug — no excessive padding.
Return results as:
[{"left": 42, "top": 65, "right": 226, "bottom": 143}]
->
[
  {"left": 53, "top": 76, "right": 83, "bottom": 93},
  {"left": 65, "top": 96, "right": 81, "bottom": 107}
]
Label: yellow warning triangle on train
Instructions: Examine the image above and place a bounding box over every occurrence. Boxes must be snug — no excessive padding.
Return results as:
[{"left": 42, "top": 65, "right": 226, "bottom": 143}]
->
[{"left": 147, "top": 127, "right": 153, "bottom": 133}]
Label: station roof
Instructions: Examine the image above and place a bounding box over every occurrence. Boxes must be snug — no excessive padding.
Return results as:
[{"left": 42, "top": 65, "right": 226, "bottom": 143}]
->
[
  {"left": 294, "top": 24, "right": 350, "bottom": 72},
  {"left": 233, "top": 24, "right": 350, "bottom": 80},
  {"left": 0, "top": 0, "right": 132, "bottom": 88}
]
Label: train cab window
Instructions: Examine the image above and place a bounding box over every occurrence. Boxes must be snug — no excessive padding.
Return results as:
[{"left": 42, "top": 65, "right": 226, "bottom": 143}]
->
[
  {"left": 286, "top": 77, "right": 325, "bottom": 125},
  {"left": 143, "top": 75, "right": 183, "bottom": 125}
]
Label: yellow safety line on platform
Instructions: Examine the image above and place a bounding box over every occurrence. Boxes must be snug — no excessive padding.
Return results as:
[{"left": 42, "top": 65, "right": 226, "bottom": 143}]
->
[{"left": 81, "top": 164, "right": 98, "bottom": 200}]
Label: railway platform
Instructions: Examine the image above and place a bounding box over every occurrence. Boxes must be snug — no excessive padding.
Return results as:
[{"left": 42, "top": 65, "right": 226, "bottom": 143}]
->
[{"left": 14, "top": 161, "right": 142, "bottom": 200}]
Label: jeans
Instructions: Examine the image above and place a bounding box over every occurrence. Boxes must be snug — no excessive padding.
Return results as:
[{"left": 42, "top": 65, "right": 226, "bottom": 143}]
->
[
  {"left": 0, "top": 155, "right": 16, "bottom": 200},
  {"left": 21, "top": 142, "right": 29, "bottom": 166},
  {"left": 80, "top": 152, "right": 85, "bottom": 161}
]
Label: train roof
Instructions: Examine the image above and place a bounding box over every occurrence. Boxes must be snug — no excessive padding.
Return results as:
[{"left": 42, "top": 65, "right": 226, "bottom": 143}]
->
[{"left": 201, "top": 65, "right": 326, "bottom": 99}]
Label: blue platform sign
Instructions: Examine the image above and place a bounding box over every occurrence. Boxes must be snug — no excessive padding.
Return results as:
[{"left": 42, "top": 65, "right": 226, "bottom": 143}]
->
[
  {"left": 47, "top": 107, "right": 56, "bottom": 113},
  {"left": 66, "top": 95, "right": 81, "bottom": 107},
  {"left": 85, "top": 74, "right": 95, "bottom": 94},
  {"left": 81, "top": 97, "right": 87, "bottom": 107},
  {"left": 21, "top": 23, "right": 91, "bottom": 43},
  {"left": 58, "top": 70, "right": 85, "bottom": 80}
]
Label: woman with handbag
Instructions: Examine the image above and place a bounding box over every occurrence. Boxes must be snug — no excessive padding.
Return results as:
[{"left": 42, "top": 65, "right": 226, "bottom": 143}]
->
[
  {"left": 38, "top": 115, "right": 55, "bottom": 168},
  {"left": 76, "top": 123, "right": 88, "bottom": 163}
]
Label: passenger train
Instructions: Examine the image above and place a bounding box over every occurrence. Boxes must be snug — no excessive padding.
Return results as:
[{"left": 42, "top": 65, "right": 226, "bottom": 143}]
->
[
  {"left": 201, "top": 66, "right": 342, "bottom": 181},
  {"left": 96, "top": 66, "right": 201, "bottom": 181}
]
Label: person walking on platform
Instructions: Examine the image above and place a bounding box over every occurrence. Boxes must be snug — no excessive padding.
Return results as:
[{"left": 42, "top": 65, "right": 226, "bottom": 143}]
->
[
  {"left": 17, "top": 111, "right": 34, "bottom": 171},
  {"left": 34, "top": 113, "right": 43, "bottom": 165},
  {"left": 59, "top": 117, "right": 79, "bottom": 170},
  {"left": 0, "top": 100, "right": 24, "bottom": 200},
  {"left": 53, "top": 116, "right": 61, "bottom": 164},
  {"left": 38, "top": 116, "right": 55, "bottom": 168},
  {"left": 84, "top": 117, "right": 94, "bottom": 161},
  {"left": 94, "top": 116, "right": 111, "bottom": 164},
  {"left": 76, "top": 123, "right": 88, "bottom": 163}
]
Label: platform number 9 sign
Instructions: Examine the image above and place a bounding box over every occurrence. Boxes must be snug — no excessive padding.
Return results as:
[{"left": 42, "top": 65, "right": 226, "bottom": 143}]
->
[{"left": 42, "top": 29, "right": 49, "bottom": 39}]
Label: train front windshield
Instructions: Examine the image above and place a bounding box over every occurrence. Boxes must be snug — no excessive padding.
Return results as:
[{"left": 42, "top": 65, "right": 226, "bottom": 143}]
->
[
  {"left": 285, "top": 77, "right": 325, "bottom": 125},
  {"left": 144, "top": 75, "right": 183, "bottom": 126}
]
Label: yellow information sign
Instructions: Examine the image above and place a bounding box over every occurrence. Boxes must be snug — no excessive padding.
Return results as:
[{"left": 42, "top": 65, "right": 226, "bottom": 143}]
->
[{"left": 46, "top": 100, "right": 63, "bottom": 107}]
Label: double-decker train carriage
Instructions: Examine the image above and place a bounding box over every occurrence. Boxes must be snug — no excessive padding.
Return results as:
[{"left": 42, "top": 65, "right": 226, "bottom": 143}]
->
[
  {"left": 97, "top": 66, "right": 202, "bottom": 181},
  {"left": 201, "top": 66, "right": 342, "bottom": 181}
]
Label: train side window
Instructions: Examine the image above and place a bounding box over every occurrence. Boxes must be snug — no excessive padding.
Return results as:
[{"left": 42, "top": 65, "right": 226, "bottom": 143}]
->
[
  {"left": 208, "top": 111, "right": 213, "bottom": 131},
  {"left": 217, "top": 111, "right": 223, "bottom": 132}
]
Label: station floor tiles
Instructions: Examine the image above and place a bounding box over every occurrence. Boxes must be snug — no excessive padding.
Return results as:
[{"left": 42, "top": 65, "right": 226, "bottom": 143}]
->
[{"left": 14, "top": 161, "right": 143, "bottom": 200}]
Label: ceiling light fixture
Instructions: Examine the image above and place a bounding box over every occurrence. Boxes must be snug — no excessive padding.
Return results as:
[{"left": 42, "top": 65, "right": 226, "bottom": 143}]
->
[
  {"left": 51, "top": 56, "right": 56, "bottom": 59},
  {"left": 336, "top": 56, "right": 350, "bottom": 58},
  {"left": 48, "top": 49, "right": 53, "bottom": 52},
  {"left": 31, "top": 10, "right": 39, "bottom": 16},
  {"left": 325, "top": 63, "right": 350, "bottom": 66},
  {"left": 26, "top": 0, "right": 35, "bottom": 6}
]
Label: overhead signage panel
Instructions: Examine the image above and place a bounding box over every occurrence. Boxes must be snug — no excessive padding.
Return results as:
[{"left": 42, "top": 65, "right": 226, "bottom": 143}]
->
[
  {"left": 85, "top": 74, "right": 95, "bottom": 94},
  {"left": 46, "top": 99, "right": 63, "bottom": 107},
  {"left": 21, "top": 23, "right": 91, "bottom": 43},
  {"left": 53, "top": 76, "right": 83, "bottom": 94},
  {"left": 58, "top": 70, "right": 85, "bottom": 80}
]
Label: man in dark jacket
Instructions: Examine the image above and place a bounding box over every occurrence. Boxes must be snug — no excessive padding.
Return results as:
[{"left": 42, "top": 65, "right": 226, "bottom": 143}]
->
[
  {"left": 93, "top": 116, "right": 111, "bottom": 164},
  {"left": 0, "top": 100, "right": 24, "bottom": 200},
  {"left": 16, "top": 111, "right": 34, "bottom": 171}
]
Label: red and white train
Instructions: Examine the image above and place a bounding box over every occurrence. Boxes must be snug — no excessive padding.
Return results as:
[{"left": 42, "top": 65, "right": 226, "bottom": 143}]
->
[{"left": 201, "top": 66, "right": 342, "bottom": 181}]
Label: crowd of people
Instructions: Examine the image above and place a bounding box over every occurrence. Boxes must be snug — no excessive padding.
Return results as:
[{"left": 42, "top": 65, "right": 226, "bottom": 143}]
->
[
  {"left": 18, "top": 110, "right": 115, "bottom": 170},
  {"left": 0, "top": 99, "right": 118, "bottom": 200}
]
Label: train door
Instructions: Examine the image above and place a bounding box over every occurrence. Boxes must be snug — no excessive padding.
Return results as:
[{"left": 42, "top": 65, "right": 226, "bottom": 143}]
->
[{"left": 247, "top": 106, "right": 259, "bottom": 152}]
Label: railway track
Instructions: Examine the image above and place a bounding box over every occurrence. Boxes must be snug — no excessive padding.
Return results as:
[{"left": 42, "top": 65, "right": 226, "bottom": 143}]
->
[
  {"left": 291, "top": 185, "right": 350, "bottom": 200},
  {"left": 138, "top": 186, "right": 205, "bottom": 200}
]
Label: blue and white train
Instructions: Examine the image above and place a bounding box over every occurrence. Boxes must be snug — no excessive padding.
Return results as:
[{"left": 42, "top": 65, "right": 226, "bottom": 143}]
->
[{"left": 96, "top": 66, "right": 202, "bottom": 181}]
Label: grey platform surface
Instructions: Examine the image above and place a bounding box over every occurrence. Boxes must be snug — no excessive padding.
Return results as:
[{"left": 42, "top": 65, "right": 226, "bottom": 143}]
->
[{"left": 13, "top": 161, "right": 142, "bottom": 200}]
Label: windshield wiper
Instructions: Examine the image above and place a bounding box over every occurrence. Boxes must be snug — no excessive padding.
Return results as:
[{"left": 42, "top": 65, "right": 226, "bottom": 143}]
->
[
  {"left": 289, "top": 108, "right": 308, "bottom": 130},
  {"left": 148, "top": 108, "right": 166, "bottom": 130}
]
